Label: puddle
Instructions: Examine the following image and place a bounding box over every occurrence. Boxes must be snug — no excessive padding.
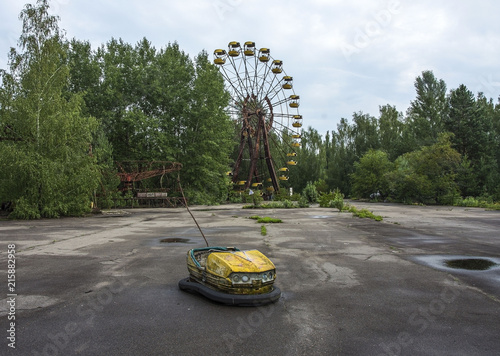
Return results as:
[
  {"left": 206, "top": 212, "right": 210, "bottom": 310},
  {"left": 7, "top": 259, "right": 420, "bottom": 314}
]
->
[
  {"left": 411, "top": 255, "right": 500, "bottom": 273},
  {"left": 160, "top": 238, "right": 191, "bottom": 243},
  {"left": 146, "top": 235, "right": 199, "bottom": 247},
  {"left": 310, "top": 215, "right": 332, "bottom": 219},
  {"left": 445, "top": 258, "right": 497, "bottom": 271}
]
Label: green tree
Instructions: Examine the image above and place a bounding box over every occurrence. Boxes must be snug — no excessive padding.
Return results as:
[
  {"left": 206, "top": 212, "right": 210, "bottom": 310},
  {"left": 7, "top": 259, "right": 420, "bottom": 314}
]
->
[
  {"left": 95, "top": 38, "right": 141, "bottom": 161},
  {"left": 154, "top": 42, "right": 196, "bottom": 163},
  {"left": 378, "top": 104, "right": 405, "bottom": 160},
  {"left": 326, "top": 118, "right": 356, "bottom": 195},
  {"left": 351, "top": 149, "right": 393, "bottom": 199},
  {"left": 445, "top": 86, "right": 498, "bottom": 197},
  {"left": 386, "top": 134, "right": 461, "bottom": 204},
  {"left": 406, "top": 70, "right": 448, "bottom": 147},
  {"left": 66, "top": 37, "right": 236, "bottom": 203},
  {"left": 325, "top": 112, "right": 379, "bottom": 196},
  {"left": 66, "top": 38, "right": 121, "bottom": 207},
  {"left": 445, "top": 85, "right": 483, "bottom": 161},
  {"left": 292, "top": 126, "right": 325, "bottom": 192},
  {"left": 66, "top": 39, "right": 101, "bottom": 115},
  {"left": 472, "top": 93, "right": 498, "bottom": 197},
  {"left": 0, "top": 0, "right": 100, "bottom": 218},
  {"left": 493, "top": 99, "right": 500, "bottom": 199},
  {"left": 455, "top": 156, "right": 477, "bottom": 198},
  {"left": 351, "top": 111, "right": 380, "bottom": 159},
  {"left": 386, "top": 156, "right": 434, "bottom": 204},
  {"left": 179, "top": 51, "right": 233, "bottom": 203}
]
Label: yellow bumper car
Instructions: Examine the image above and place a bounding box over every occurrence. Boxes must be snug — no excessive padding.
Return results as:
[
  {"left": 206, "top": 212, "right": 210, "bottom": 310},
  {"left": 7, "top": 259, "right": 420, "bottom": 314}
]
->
[{"left": 178, "top": 247, "right": 281, "bottom": 306}]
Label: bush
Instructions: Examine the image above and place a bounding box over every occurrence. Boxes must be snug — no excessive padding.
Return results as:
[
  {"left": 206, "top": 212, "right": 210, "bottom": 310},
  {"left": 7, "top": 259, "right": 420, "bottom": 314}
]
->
[
  {"left": 9, "top": 197, "right": 41, "bottom": 220},
  {"left": 260, "top": 202, "right": 285, "bottom": 209},
  {"left": 273, "top": 188, "right": 291, "bottom": 201},
  {"left": 350, "top": 150, "right": 392, "bottom": 199},
  {"left": 282, "top": 199, "right": 294, "bottom": 208},
  {"left": 453, "top": 196, "right": 500, "bottom": 210},
  {"left": 298, "top": 196, "right": 310, "bottom": 208},
  {"left": 290, "top": 193, "right": 302, "bottom": 201},
  {"left": 96, "top": 169, "right": 121, "bottom": 210},
  {"left": 228, "top": 190, "right": 265, "bottom": 205},
  {"left": 314, "top": 179, "right": 328, "bottom": 194},
  {"left": 461, "top": 196, "right": 480, "bottom": 207},
  {"left": 228, "top": 190, "right": 243, "bottom": 203},
  {"left": 251, "top": 192, "right": 264, "bottom": 207},
  {"left": 486, "top": 203, "right": 500, "bottom": 210},
  {"left": 385, "top": 135, "right": 461, "bottom": 205},
  {"left": 182, "top": 188, "right": 220, "bottom": 205},
  {"left": 302, "top": 181, "right": 318, "bottom": 203},
  {"left": 318, "top": 188, "right": 344, "bottom": 211}
]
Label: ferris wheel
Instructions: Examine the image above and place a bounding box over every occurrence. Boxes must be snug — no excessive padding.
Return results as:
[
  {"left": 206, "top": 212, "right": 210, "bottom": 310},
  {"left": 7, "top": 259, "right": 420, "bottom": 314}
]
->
[{"left": 213, "top": 41, "right": 303, "bottom": 194}]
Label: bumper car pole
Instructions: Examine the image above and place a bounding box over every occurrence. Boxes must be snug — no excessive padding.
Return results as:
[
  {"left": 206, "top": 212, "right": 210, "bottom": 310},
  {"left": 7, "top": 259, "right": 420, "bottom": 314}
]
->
[{"left": 177, "top": 174, "right": 209, "bottom": 247}]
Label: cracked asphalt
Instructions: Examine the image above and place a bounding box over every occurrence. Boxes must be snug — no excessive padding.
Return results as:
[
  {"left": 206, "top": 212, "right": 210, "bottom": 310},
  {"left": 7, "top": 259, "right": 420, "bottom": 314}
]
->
[{"left": 1, "top": 202, "right": 499, "bottom": 355}]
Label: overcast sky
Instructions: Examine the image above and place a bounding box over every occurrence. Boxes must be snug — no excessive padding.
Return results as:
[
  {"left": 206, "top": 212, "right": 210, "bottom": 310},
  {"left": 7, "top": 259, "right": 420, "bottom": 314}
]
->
[{"left": 1, "top": 0, "right": 499, "bottom": 136}]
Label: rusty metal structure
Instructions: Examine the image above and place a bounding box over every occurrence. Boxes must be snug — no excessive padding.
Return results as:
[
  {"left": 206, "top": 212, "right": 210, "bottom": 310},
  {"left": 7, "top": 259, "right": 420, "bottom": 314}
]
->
[
  {"left": 116, "top": 161, "right": 182, "bottom": 185},
  {"left": 114, "top": 161, "right": 184, "bottom": 207},
  {"left": 213, "top": 41, "right": 302, "bottom": 194}
]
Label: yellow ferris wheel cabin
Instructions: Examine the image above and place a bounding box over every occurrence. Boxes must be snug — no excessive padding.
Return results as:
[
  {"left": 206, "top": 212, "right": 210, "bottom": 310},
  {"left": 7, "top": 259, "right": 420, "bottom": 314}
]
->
[{"left": 228, "top": 41, "right": 241, "bottom": 57}]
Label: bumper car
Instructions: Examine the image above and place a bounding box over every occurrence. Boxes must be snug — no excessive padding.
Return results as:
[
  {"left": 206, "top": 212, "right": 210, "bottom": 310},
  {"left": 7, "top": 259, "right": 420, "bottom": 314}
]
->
[{"left": 178, "top": 247, "right": 281, "bottom": 306}]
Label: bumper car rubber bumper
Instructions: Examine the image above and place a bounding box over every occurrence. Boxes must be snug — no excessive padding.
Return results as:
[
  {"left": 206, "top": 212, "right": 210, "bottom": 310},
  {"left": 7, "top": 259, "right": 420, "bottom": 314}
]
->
[{"left": 178, "top": 277, "right": 281, "bottom": 306}]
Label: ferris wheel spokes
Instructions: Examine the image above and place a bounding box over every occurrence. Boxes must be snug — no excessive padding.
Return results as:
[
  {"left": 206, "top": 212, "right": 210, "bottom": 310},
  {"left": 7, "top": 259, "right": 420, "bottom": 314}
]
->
[{"left": 213, "top": 41, "right": 303, "bottom": 192}]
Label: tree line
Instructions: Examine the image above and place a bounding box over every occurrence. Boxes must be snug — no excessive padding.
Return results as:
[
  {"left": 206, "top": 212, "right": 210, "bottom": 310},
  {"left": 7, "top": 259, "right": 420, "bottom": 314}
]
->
[
  {"left": 290, "top": 70, "right": 500, "bottom": 205},
  {"left": 0, "top": 0, "right": 233, "bottom": 218},
  {"left": 1, "top": 1, "right": 499, "bottom": 219}
]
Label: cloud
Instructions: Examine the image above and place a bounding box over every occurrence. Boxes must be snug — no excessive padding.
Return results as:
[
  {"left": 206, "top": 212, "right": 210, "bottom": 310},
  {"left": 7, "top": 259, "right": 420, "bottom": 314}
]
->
[{"left": 1, "top": 0, "right": 499, "bottom": 136}]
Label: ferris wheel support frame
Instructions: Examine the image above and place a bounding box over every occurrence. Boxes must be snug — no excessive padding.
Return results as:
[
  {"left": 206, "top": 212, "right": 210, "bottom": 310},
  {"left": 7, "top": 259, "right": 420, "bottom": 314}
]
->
[
  {"left": 261, "top": 112, "right": 280, "bottom": 193},
  {"left": 215, "top": 41, "right": 301, "bottom": 195},
  {"left": 246, "top": 113, "right": 262, "bottom": 189},
  {"left": 231, "top": 96, "right": 280, "bottom": 193}
]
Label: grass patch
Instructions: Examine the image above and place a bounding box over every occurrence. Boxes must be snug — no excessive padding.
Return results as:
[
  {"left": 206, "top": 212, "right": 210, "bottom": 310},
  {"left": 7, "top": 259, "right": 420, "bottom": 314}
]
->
[
  {"left": 261, "top": 225, "right": 267, "bottom": 236},
  {"left": 346, "top": 205, "right": 383, "bottom": 221},
  {"left": 243, "top": 198, "right": 309, "bottom": 209},
  {"left": 249, "top": 216, "right": 282, "bottom": 223}
]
